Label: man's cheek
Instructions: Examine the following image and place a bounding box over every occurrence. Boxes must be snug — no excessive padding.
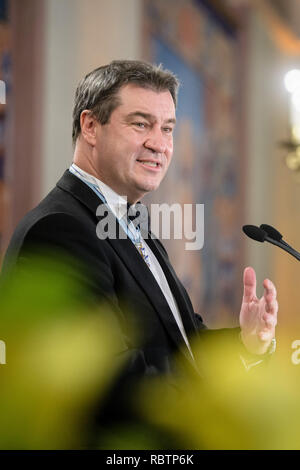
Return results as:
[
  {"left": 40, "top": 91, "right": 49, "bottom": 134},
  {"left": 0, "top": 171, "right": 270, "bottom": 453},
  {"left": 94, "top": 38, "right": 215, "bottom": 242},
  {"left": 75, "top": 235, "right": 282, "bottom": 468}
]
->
[
  {"left": 166, "top": 151, "right": 173, "bottom": 168},
  {"left": 167, "top": 143, "right": 174, "bottom": 160}
]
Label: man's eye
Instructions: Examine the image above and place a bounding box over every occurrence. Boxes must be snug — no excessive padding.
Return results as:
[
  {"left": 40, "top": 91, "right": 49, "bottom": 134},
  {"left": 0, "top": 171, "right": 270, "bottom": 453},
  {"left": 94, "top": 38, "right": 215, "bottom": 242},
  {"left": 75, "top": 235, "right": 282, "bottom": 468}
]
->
[
  {"left": 134, "top": 122, "right": 146, "bottom": 129},
  {"left": 163, "top": 127, "right": 173, "bottom": 133}
]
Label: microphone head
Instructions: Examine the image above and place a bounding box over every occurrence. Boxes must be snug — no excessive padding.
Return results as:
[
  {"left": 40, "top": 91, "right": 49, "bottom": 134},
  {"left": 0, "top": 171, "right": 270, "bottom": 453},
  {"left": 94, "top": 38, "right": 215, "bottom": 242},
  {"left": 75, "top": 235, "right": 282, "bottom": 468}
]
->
[
  {"left": 260, "top": 224, "right": 282, "bottom": 241},
  {"left": 242, "top": 225, "right": 266, "bottom": 242}
]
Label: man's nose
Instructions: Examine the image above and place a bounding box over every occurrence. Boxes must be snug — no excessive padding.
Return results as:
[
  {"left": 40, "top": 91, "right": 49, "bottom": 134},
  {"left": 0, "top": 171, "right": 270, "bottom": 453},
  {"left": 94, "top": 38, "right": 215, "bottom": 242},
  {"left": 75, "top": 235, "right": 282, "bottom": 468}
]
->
[{"left": 144, "top": 130, "right": 167, "bottom": 154}]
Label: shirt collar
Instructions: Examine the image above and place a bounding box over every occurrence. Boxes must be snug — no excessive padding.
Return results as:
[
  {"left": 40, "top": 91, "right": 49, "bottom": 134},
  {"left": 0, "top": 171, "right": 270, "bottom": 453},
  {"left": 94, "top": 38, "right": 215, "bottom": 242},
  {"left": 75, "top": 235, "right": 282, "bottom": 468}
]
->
[{"left": 70, "top": 163, "right": 128, "bottom": 219}]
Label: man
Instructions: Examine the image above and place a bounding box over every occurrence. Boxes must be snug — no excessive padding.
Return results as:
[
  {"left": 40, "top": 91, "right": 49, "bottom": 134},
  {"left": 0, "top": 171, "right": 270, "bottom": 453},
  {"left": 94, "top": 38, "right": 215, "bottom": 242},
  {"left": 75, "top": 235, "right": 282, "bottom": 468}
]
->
[{"left": 2, "top": 60, "right": 277, "bottom": 381}]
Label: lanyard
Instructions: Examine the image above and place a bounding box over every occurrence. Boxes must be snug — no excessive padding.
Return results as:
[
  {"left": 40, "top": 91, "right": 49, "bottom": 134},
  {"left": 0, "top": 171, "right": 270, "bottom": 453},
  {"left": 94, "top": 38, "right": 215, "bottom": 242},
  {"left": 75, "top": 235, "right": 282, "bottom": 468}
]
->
[{"left": 69, "top": 165, "right": 150, "bottom": 266}]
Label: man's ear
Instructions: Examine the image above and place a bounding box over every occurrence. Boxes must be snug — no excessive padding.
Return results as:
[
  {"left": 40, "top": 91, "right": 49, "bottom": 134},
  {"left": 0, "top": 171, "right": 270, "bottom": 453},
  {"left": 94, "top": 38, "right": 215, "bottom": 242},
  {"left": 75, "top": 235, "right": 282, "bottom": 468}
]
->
[{"left": 80, "top": 110, "right": 98, "bottom": 145}]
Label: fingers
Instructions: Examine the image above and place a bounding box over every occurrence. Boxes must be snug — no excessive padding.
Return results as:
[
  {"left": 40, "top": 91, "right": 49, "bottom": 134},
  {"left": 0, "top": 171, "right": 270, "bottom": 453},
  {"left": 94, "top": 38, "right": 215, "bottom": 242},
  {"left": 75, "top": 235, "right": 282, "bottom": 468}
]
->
[
  {"left": 263, "top": 279, "right": 278, "bottom": 315},
  {"left": 262, "top": 312, "right": 277, "bottom": 328},
  {"left": 243, "top": 266, "right": 257, "bottom": 302},
  {"left": 263, "top": 278, "right": 277, "bottom": 298},
  {"left": 262, "top": 278, "right": 278, "bottom": 333}
]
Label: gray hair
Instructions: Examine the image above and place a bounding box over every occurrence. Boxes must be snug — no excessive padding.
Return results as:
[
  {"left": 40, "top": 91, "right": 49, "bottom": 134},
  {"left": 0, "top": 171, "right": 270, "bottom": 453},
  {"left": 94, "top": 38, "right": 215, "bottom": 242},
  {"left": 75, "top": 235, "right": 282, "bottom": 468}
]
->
[{"left": 72, "top": 59, "right": 179, "bottom": 144}]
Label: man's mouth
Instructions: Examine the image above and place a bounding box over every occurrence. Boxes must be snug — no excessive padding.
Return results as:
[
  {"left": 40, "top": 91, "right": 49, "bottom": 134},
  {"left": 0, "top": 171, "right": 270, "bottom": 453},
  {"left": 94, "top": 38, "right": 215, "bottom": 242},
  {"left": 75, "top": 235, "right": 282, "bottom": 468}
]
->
[{"left": 136, "top": 160, "right": 162, "bottom": 169}]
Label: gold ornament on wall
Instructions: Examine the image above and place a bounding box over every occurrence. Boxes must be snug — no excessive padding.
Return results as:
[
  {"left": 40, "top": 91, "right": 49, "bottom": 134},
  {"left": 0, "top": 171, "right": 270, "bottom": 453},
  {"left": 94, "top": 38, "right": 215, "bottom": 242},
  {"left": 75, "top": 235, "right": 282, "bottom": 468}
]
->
[{"left": 281, "top": 70, "right": 300, "bottom": 183}]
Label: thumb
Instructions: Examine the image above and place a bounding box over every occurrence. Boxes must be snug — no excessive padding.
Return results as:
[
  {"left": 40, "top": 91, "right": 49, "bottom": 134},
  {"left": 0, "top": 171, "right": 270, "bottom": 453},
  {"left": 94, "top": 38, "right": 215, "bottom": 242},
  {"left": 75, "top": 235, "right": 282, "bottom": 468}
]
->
[{"left": 243, "top": 266, "right": 257, "bottom": 302}]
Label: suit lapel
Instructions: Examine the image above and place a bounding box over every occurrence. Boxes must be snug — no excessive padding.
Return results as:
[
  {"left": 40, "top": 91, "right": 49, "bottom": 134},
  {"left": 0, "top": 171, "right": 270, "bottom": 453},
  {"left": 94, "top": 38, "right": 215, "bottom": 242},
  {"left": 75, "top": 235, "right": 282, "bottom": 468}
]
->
[
  {"left": 145, "top": 235, "right": 199, "bottom": 338},
  {"left": 107, "top": 236, "right": 196, "bottom": 366},
  {"left": 57, "top": 170, "right": 196, "bottom": 366}
]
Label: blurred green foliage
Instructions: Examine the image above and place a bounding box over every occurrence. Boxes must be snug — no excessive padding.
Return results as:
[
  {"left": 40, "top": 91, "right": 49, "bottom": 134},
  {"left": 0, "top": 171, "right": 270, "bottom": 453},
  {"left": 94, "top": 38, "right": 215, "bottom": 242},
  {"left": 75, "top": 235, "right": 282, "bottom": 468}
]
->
[
  {"left": 0, "top": 254, "right": 128, "bottom": 449},
  {"left": 1, "top": 253, "right": 300, "bottom": 450},
  {"left": 138, "top": 334, "right": 300, "bottom": 450}
]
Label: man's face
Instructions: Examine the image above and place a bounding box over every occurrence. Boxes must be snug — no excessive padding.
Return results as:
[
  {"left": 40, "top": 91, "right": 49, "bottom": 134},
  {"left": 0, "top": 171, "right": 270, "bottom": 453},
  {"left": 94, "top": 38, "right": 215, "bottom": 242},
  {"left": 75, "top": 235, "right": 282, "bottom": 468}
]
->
[{"left": 93, "top": 84, "right": 176, "bottom": 203}]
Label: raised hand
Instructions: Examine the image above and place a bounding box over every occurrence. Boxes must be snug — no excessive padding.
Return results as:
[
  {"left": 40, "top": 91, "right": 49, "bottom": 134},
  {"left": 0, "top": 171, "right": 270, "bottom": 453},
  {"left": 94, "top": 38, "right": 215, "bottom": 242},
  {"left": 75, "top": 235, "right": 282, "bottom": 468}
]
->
[{"left": 239, "top": 266, "right": 278, "bottom": 355}]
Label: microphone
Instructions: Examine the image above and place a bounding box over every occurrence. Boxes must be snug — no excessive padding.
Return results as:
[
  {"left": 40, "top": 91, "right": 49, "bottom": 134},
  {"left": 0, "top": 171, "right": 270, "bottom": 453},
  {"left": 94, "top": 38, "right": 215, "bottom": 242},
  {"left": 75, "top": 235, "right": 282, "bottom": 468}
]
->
[
  {"left": 260, "top": 224, "right": 293, "bottom": 250},
  {"left": 242, "top": 224, "right": 300, "bottom": 261},
  {"left": 242, "top": 225, "right": 266, "bottom": 243}
]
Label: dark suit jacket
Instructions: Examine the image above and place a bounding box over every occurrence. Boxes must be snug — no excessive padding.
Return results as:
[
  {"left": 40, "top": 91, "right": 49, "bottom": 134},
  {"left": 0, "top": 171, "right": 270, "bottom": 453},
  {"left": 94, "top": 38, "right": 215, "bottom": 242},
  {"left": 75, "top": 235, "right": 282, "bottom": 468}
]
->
[{"left": 3, "top": 170, "right": 213, "bottom": 375}]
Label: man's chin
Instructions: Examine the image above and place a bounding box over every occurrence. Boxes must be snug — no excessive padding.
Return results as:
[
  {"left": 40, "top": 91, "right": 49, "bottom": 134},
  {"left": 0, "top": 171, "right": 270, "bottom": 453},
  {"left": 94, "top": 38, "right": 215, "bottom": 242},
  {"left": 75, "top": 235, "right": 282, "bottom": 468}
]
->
[
  {"left": 140, "top": 175, "right": 165, "bottom": 192},
  {"left": 138, "top": 182, "right": 161, "bottom": 194},
  {"left": 130, "top": 176, "right": 164, "bottom": 199}
]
